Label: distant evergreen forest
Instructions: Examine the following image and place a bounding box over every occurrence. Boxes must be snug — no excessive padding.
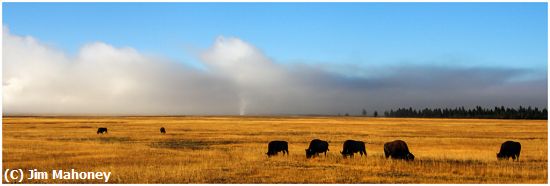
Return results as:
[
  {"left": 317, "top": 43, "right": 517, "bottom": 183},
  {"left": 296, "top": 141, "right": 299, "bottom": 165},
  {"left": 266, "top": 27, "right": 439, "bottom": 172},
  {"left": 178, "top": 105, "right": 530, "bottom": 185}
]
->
[{"left": 381, "top": 106, "right": 547, "bottom": 120}]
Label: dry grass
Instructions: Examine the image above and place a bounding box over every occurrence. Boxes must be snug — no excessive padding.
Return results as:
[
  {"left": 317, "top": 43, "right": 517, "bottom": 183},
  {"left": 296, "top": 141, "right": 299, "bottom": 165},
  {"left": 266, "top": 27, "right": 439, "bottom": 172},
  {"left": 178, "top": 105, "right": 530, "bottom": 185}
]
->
[{"left": 2, "top": 116, "right": 547, "bottom": 183}]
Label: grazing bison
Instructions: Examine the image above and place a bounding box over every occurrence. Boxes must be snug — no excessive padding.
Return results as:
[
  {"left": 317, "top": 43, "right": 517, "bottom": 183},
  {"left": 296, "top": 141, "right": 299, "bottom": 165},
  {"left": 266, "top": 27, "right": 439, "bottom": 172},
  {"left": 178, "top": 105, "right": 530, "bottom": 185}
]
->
[
  {"left": 497, "top": 141, "right": 521, "bottom": 161},
  {"left": 97, "top": 127, "right": 108, "bottom": 134},
  {"left": 384, "top": 140, "right": 414, "bottom": 161},
  {"left": 305, "top": 139, "right": 329, "bottom": 158},
  {"left": 341, "top": 140, "right": 367, "bottom": 158},
  {"left": 160, "top": 127, "right": 166, "bottom": 134},
  {"left": 266, "top": 140, "right": 289, "bottom": 157}
]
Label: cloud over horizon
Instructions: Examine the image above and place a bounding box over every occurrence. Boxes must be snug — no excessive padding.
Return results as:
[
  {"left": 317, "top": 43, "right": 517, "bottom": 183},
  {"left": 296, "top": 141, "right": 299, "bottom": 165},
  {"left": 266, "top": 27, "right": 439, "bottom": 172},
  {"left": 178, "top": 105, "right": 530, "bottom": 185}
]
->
[{"left": 3, "top": 29, "right": 547, "bottom": 115}]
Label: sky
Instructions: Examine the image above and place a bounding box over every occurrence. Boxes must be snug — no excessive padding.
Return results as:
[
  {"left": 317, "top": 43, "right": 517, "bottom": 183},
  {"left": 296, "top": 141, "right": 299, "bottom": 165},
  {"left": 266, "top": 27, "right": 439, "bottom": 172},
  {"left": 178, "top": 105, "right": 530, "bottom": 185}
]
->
[{"left": 2, "top": 3, "right": 548, "bottom": 115}]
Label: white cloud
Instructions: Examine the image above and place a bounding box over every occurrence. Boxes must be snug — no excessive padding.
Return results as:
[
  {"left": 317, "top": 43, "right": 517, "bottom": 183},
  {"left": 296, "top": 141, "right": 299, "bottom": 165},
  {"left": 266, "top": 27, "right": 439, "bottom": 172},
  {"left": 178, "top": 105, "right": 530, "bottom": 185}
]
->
[
  {"left": 2, "top": 29, "right": 547, "bottom": 115},
  {"left": 3, "top": 29, "right": 239, "bottom": 115}
]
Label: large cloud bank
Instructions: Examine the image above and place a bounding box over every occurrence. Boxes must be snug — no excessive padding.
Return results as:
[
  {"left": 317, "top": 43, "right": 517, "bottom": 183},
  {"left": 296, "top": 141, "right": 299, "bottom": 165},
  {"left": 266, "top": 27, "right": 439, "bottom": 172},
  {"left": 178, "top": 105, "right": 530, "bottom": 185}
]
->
[{"left": 3, "top": 30, "right": 547, "bottom": 115}]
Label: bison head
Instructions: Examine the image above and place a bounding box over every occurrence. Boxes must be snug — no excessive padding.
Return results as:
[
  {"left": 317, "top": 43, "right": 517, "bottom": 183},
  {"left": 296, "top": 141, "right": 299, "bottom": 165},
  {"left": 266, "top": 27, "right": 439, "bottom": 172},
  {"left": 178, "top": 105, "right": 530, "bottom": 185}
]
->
[
  {"left": 496, "top": 153, "right": 505, "bottom": 160},
  {"left": 406, "top": 153, "right": 415, "bottom": 161},
  {"left": 340, "top": 151, "right": 349, "bottom": 158},
  {"left": 305, "top": 149, "right": 314, "bottom": 158}
]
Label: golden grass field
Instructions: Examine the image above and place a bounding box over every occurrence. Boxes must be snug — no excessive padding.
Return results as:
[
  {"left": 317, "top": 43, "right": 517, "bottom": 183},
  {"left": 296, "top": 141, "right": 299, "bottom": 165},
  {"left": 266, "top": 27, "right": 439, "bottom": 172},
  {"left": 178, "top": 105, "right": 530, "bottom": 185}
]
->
[{"left": 2, "top": 116, "right": 547, "bottom": 183}]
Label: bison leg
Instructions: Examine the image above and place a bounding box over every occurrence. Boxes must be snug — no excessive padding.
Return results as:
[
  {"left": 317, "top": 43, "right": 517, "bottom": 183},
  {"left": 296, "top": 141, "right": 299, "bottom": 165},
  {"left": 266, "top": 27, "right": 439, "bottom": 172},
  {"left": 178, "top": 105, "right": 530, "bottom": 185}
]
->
[{"left": 324, "top": 151, "right": 327, "bottom": 157}]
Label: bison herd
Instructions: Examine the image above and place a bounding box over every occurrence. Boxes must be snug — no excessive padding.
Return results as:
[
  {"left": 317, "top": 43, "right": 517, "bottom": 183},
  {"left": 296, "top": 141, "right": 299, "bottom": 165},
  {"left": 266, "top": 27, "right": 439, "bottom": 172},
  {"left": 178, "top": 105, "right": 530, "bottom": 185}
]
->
[
  {"left": 95, "top": 127, "right": 521, "bottom": 161},
  {"left": 267, "top": 139, "right": 416, "bottom": 160},
  {"left": 266, "top": 138, "right": 521, "bottom": 161}
]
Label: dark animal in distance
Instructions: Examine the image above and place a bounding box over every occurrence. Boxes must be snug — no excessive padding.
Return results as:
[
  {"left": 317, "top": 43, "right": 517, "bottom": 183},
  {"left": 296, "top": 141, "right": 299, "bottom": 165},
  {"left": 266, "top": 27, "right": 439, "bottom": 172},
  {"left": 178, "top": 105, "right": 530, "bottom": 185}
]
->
[
  {"left": 341, "top": 140, "right": 367, "bottom": 158},
  {"left": 160, "top": 127, "right": 166, "bottom": 134},
  {"left": 384, "top": 140, "right": 414, "bottom": 161},
  {"left": 305, "top": 139, "right": 329, "bottom": 158},
  {"left": 266, "top": 140, "right": 289, "bottom": 157},
  {"left": 97, "top": 127, "right": 108, "bottom": 134},
  {"left": 497, "top": 141, "right": 521, "bottom": 161}
]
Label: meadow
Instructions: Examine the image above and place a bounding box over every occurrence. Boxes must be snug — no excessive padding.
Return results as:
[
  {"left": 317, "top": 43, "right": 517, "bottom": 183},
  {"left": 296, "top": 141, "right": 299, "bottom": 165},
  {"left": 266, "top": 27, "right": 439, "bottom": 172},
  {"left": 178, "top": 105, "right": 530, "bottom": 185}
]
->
[{"left": 2, "top": 116, "right": 547, "bottom": 183}]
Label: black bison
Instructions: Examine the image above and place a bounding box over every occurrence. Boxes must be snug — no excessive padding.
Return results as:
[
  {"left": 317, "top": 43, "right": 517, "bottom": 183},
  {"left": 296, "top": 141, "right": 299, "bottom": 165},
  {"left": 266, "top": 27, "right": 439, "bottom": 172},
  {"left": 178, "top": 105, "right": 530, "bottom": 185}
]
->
[
  {"left": 97, "top": 127, "right": 108, "bottom": 134},
  {"left": 160, "top": 127, "right": 166, "bottom": 134},
  {"left": 384, "top": 140, "right": 414, "bottom": 161},
  {"left": 305, "top": 139, "right": 329, "bottom": 158},
  {"left": 497, "top": 141, "right": 521, "bottom": 161},
  {"left": 341, "top": 140, "right": 367, "bottom": 158},
  {"left": 266, "top": 140, "right": 289, "bottom": 157}
]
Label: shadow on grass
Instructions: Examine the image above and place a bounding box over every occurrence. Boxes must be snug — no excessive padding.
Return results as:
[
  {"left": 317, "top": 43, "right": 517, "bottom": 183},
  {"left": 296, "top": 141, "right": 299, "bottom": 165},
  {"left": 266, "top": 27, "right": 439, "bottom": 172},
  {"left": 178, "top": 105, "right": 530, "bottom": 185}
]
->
[
  {"left": 47, "top": 137, "right": 132, "bottom": 143},
  {"left": 149, "top": 139, "right": 245, "bottom": 150}
]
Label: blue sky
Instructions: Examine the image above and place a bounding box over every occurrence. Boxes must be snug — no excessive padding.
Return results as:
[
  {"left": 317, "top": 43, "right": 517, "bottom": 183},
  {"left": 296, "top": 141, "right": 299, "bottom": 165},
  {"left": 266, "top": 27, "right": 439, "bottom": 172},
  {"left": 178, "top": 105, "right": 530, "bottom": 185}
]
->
[
  {"left": 2, "top": 3, "right": 548, "bottom": 115},
  {"left": 3, "top": 3, "right": 547, "bottom": 71}
]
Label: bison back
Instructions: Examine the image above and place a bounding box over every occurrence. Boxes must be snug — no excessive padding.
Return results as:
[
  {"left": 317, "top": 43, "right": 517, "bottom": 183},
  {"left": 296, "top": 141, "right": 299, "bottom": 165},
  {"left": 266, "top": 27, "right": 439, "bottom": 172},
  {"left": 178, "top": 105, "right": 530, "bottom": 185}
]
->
[
  {"left": 343, "top": 140, "right": 365, "bottom": 154},
  {"left": 500, "top": 141, "right": 521, "bottom": 155},
  {"left": 268, "top": 141, "right": 288, "bottom": 152}
]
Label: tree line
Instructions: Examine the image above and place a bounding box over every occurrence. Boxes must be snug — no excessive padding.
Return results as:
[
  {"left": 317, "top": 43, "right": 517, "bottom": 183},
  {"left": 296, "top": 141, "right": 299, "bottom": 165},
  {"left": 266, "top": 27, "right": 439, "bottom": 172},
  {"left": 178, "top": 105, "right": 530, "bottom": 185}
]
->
[{"left": 380, "top": 106, "right": 547, "bottom": 120}]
